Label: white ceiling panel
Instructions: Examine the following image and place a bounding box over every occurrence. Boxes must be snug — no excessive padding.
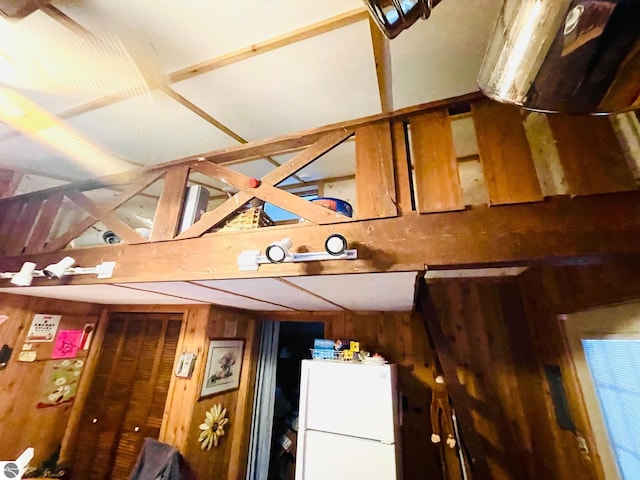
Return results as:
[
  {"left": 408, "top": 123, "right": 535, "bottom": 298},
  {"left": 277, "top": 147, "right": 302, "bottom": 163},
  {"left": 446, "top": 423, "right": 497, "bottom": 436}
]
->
[
  {"left": 172, "top": 21, "right": 380, "bottom": 142},
  {"left": 286, "top": 272, "right": 419, "bottom": 311},
  {"left": 195, "top": 278, "right": 342, "bottom": 311},
  {"left": 118, "top": 281, "right": 293, "bottom": 311},
  {"left": 391, "top": 0, "right": 501, "bottom": 109},
  {"left": 64, "top": 89, "right": 240, "bottom": 166},
  {"left": 55, "top": 0, "right": 365, "bottom": 74},
  {"left": 0, "top": 284, "right": 203, "bottom": 304},
  {"left": 0, "top": 135, "right": 94, "bottom": 180}
]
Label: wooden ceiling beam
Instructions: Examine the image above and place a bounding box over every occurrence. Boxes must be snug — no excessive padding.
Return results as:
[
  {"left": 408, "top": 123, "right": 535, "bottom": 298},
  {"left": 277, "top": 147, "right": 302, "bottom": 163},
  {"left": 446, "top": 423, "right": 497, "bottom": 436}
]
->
[
  {"left": 368, "top": 18, "right": 393, "bottom": 113},
  {"left": 3, "top": 191, "right": 639, "bottom": 283},
  {"left": 168, "top": 7, "right": 370, "bottom": 84}
]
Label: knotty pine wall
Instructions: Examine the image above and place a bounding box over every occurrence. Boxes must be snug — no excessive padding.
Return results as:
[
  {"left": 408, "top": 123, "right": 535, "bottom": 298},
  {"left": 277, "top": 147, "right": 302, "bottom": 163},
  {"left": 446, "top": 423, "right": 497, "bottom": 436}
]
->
[
  {"left": 518, "top": 262, "right": 640, "bottom": 480},
  {"left": 0, "top": 261, "right": 637, "bottom": 480},
  {"left": 171, "top": 306, "right": 260, "bottom": 480},
  {"left": 426, "top": 262, "right": 640, "bottom": 480},
  {"left": 0, "top": 293, "right": 102, "bottom": 467}
]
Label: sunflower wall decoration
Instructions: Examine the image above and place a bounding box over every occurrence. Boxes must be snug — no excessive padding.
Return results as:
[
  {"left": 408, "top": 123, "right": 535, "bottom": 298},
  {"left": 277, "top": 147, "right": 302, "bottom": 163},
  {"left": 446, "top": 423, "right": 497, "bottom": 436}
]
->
[{"left": 199, "top": 404, "right": 228, "bottom": 450}]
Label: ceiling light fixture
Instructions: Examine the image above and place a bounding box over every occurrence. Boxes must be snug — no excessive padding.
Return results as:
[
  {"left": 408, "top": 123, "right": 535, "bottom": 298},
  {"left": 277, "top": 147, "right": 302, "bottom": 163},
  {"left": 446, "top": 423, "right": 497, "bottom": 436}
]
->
[
  {"left": 0, "top": 258, "right": 116, "bottom": 286},
  {"left": 9, "top": 261, "right": 37, "bottom": 286},
  {"left": 237, "top": 235, "right": 357, "bottom": 271},
  {"left": 324, "top": 234, "right": 348, "bottom": 256}
]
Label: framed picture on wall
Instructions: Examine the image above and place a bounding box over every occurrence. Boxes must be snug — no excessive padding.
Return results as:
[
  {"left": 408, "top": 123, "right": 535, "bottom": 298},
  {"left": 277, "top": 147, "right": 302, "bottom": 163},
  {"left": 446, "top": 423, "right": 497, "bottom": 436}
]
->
[{"left": 201, "top": 339, "right": 244, "bottom": 398}]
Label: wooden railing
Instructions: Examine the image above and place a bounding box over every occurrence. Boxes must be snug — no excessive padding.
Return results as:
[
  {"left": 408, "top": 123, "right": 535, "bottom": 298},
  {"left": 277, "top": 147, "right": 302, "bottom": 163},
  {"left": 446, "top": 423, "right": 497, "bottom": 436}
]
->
[{"left": 0, "top": 92, "right": 637, "bottom": 257}]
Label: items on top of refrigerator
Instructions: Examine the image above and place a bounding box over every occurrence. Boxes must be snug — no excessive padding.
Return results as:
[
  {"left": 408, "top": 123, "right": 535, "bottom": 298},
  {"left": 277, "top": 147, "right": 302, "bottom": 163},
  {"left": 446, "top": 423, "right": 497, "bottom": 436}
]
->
[{"left": 310, "top": 338, "right": 387, "bottom": 363}]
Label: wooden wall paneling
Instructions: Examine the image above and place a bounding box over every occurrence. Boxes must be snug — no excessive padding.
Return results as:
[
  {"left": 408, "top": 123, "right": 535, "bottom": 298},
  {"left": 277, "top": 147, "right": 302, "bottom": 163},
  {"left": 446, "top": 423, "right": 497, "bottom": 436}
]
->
[
  {"left": 227, "top": 316, "right": 258, "bottom": 480},
  {"left": 159, "top": 306, "right": 209, "bottom": 450},
  {"left": 518, "top": 263, "right": 640, "bottom": 480},
  {"left": 0, "top": 294, "right": 101, "bottom": 467},
  {"left": 472, "top": 282, "right": 532, "bottom": 478},
  {"left": 60, "top": 308, "right": 109, "bottom": 465},
  {"left": 5, "top": 199, "right": 42, "bottom": 256},
  {"left": 354, "top": 121, "right": 398, "bottom": 219},
  {"left": 24, "top": 189, "right": 64, "bottom": 254},
  {"left": 471, "top": 101, "right": 543, "bottom": 205},
  {"left": 180, "top": 307, "right": 259, "bottom": 480},
  {"left": 547, "top": 115, "right": 636, "bottom": 196},
  {"left": 391, "top": 120, "right": 414, "bottom": 214},
  {"left": 410, "top": 110, "right": 465, "bottom": 213},
  {"left": 494, "top": 281, "right": 562, "bottom": 480},
  {"left": 150, "top": 166, "right": 190, "bottom": 241}
]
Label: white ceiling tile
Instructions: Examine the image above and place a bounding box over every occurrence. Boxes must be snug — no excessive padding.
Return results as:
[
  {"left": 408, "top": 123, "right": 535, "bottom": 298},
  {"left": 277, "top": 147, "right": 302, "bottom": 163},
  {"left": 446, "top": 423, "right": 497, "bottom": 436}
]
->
[
  {"left": 286, "top": 272, "right": 418, "bottom": 311},
  {"left": 118, "top": 281, "right": 293, "bottom": 311},
  {"left": 64, "top": 89, "right": 240, "bottom": 166},
  {"left": 0, "top": 285, "right": 203, "bottom": 304},
  {"left": 55, "top": 0, "right": 365, "bottom": 73},
  {"left": 391, "top": 0, "right": 502, "bottom": 109},
  {"left": 195, "top": 278, "right": 342, "bottom": 311},
  {"left": 172, "top": 21, "right": 381, "bottom": 141},
  {"left": 0, "top": 135, "right": 94, "bottom": 180}
]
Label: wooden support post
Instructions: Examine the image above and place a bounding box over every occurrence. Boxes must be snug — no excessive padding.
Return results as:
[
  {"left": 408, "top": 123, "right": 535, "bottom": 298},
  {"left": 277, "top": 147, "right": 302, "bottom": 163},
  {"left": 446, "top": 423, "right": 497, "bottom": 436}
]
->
[
  {"left": 416, "top": 278, "right": 492, "bottom": 480},
  {"left": 151, "top": 166, "right": 190, "bottom": 241}
]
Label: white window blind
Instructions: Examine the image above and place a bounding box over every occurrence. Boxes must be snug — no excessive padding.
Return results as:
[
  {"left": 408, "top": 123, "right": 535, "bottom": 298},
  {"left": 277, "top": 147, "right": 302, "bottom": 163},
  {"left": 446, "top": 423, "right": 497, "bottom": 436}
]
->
[{"left": 582, "top": 339, "right": 640, "bottom": 480}]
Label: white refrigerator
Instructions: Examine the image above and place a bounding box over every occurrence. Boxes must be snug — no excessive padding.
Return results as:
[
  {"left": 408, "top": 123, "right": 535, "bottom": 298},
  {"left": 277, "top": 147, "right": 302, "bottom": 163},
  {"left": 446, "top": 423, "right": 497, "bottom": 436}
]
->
[{"left": 295, "top": 360, "right": 403, "bottom": 480}]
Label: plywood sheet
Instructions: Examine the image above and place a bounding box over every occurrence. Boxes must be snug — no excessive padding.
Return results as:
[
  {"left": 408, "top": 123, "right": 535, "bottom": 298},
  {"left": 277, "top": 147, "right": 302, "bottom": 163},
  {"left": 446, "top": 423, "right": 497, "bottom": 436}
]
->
[
  {"left": 355, "top": 122, "right": 397, "bottom": 219},
  {"left": 548, "top": 115, "right": 635, "bottom": 196},
  {"left": 472, "top": 101, "right": 543, "bottom": 205},
  {"left": 410, "top": 110, "right": 464, "bottom": 212}
]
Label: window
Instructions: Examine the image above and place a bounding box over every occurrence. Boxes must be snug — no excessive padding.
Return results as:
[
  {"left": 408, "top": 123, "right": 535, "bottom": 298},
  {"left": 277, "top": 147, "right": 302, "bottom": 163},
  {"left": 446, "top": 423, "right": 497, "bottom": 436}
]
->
[
  {"left": 563, "top": 302, "right": 640, "bottom": 480},
  {"left": 583, "top": 339, "right": 640, "bottom": 479},
  {"left": 264, "top": 195, "right": 318, "bottom": 222}
]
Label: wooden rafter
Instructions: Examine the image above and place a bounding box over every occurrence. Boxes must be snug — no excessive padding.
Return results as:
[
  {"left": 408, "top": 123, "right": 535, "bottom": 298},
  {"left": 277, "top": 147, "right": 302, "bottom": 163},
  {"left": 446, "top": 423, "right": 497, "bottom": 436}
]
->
[
  {"left": 177, "top": 129, "right": 353, "bottom": 239},
  {"left": 368, "top": 18, "right": 393, "bottom": 113}
]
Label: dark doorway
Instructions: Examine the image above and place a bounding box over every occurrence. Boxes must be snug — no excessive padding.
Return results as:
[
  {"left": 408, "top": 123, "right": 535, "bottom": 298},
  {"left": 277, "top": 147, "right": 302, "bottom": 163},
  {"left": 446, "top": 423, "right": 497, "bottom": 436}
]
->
[{"left": 269, "top": 321, "right": 324, "bottom": 480}]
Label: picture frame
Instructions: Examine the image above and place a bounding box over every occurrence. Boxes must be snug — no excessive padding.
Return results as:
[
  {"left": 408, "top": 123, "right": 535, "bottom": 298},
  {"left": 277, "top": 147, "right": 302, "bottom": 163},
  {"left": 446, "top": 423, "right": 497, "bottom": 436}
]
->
[{"left": 200, "top": 339, "right": 244, "bottom": 398}]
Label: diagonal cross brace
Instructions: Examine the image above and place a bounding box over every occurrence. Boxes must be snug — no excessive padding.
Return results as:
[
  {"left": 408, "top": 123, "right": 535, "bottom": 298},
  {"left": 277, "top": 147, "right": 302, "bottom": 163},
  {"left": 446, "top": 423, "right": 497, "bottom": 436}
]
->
[{"left": 176, "top": 128, "right": 354, "bottom": 239}]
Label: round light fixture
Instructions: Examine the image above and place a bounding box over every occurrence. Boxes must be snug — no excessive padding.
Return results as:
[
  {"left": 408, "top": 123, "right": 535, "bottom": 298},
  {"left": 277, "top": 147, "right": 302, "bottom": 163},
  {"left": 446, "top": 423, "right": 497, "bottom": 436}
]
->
[
  {"left": 325, "top": 234, "right": 348, "bottom": 256},
  {"left": 266, "top": 238, "right": 292, "bottom": 263}
]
